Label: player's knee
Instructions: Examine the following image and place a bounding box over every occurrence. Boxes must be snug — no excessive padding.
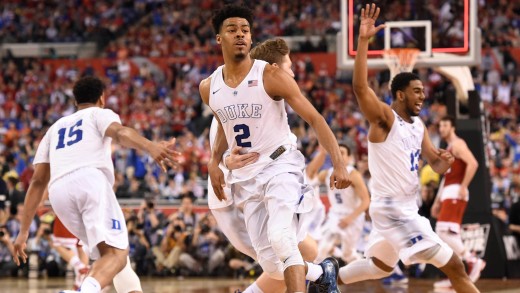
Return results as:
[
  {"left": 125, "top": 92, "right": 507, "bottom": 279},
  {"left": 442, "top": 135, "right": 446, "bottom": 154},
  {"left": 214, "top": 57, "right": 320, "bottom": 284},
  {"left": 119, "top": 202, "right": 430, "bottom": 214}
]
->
[
  {"left": 415, "top": 244, "right": 453, "bottom": 268},
  {"left": 257, "top": 255, "right": 284, "bottom": 280},
  {"left": 268, "top": 226, "right": 302, "bottom": 265},
  {"left": 442, "top": 253, "right": 465, "bottom": 274},
  {"left": 113, "top": 257, "right": 143, "bottom": 293}
]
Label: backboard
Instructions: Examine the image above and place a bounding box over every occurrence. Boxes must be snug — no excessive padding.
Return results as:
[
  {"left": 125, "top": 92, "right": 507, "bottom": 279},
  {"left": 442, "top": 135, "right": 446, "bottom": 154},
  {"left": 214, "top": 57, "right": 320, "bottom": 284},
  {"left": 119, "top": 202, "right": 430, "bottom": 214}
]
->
[{"left": 337, "top": 0, "right": 481, "bottom": 70}]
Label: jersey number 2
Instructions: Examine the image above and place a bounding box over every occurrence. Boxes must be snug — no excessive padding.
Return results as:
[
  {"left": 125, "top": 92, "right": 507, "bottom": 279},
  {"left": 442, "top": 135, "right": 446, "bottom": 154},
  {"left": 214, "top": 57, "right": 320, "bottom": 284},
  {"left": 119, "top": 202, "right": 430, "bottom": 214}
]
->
[
  {"left": 234, "top": 124, "right": 252, "bottom": 147},
  {"left": 56, "top": 119, "right": 83, "bottom": 149}
]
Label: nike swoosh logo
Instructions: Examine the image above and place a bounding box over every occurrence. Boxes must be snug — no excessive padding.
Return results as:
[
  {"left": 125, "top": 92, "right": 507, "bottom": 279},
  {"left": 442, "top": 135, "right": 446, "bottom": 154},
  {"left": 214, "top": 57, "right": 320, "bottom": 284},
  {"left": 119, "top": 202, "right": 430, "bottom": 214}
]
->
[{"left": 212, "top": 88, "right": 221, "bottom": 95}]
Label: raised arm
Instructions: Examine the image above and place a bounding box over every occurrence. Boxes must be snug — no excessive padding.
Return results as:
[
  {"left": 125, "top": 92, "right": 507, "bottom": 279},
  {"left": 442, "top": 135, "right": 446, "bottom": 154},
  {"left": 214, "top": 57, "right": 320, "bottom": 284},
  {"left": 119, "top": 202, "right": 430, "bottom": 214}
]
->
[
  {"left": 354, "top": 4, "right": 393, "bottom": 126},
  {"left": 200, "top": 77, "right": 228, "bottom": 200},
  {"left": 422, "top": 125, "right": 454, "bottom": 174},
  {"left": 263, "top": 66, "right": 350, "bottom": 189}
]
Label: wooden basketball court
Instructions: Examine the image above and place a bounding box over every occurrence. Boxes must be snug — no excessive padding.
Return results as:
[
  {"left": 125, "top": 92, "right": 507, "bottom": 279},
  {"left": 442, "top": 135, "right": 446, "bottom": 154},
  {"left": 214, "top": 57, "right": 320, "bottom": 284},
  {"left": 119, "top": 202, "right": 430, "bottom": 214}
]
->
[{"left": 0, "top": 277, "right": 519, "bottom": 293}]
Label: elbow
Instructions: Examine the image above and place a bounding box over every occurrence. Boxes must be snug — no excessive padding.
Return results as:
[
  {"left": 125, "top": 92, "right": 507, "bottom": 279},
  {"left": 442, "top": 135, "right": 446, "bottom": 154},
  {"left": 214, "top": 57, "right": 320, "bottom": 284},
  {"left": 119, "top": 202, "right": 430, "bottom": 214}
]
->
[
  {"left": 307, "top": 114, "right": 325, "bottom": 128},
  {"left": 359, "top": 194, "right": 370, "bottom": 212},
  {"left": 353, "top": 84, "right": 366, "bottom": 96},
  {"left": 30, "top": 177, "right": 49, "bottom": 189},
  {"left": 362, "top": 199, "right": 370, "bottom": 212},
  {"left": 115, "top": 127, "right": 133, "bottom": 142}
]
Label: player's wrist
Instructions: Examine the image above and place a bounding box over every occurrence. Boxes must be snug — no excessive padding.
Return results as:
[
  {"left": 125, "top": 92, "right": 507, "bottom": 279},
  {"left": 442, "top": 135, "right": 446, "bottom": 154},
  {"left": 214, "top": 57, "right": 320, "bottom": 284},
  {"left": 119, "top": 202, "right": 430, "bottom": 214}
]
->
[{"left": 208, "top": 157, "right": 222, "bottom": 167}]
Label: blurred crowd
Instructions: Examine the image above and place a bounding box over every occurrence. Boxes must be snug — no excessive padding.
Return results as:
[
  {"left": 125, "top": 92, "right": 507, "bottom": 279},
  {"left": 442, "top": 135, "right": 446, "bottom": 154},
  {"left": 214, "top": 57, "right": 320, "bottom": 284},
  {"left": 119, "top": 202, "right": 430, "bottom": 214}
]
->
[
  {"left": 0, "top": 0, "right": 148, "bottom": 45},
  {"left": 0, "top": 0, "right": 519, "bottom": 281},
  {"left": 104, "top": 0, "right": 340, "bottom": 58}
]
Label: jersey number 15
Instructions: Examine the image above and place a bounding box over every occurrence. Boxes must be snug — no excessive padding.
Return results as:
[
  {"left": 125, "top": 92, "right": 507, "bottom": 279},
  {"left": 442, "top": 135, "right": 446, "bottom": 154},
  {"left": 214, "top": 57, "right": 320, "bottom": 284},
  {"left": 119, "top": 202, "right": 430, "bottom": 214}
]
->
[{"left": 56, "top": 119, "right": 83, "bottom": 149}]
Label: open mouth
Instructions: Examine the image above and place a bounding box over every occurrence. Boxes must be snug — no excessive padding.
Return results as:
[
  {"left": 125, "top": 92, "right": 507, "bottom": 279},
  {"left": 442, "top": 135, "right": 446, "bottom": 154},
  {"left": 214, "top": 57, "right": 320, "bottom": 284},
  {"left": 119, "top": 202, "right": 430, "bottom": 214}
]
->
[{"left": 415, "top": 103, "right": 422, "bottom": 111}]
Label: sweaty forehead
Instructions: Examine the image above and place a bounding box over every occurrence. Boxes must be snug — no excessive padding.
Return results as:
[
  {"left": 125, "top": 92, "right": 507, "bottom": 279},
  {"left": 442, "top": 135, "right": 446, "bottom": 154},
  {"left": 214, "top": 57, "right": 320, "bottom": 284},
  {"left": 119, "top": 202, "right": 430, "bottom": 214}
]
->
[{"left": 223, "top": 17, "right": 250, "bottom": 27}]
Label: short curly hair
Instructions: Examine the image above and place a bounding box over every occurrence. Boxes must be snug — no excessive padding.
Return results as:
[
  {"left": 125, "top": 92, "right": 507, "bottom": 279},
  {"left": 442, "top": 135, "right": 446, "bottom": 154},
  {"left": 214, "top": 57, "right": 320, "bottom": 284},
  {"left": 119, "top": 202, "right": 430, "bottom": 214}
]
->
[
  {"left": 250, "top": 38, "right": 289, "bottom": 65},
  {"left": 72, "top": 76, "right": 106, "bottom": 104},
  {"left": 211, "top": 4, "right": 254, "bottom": 34},
  {"left": 390, "top": 72, "right": 421, "bottom": 99}
]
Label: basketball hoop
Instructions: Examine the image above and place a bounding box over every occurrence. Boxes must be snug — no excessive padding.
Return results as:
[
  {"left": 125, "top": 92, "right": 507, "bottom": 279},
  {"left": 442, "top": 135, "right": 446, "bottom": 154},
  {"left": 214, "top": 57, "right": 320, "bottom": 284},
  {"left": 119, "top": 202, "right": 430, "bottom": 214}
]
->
[{"left": 383, "top": 48, "right": 420, "bottom": 83}]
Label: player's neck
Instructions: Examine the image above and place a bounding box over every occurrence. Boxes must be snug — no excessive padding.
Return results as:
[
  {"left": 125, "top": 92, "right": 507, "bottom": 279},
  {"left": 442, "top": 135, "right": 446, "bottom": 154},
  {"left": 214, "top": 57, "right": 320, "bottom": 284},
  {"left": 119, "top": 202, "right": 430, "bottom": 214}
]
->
[
  {"left": 391, "top": 103, "right": 413, "bottom": 123},
  {"left": 446, "top": 133, "right": 457, "bottom": 144},
  {"left": 76, "top": 103, "right": 99, "bottom": 111},
  {"left": 222, "top": 55, "right": 253, "bottom": 78}
]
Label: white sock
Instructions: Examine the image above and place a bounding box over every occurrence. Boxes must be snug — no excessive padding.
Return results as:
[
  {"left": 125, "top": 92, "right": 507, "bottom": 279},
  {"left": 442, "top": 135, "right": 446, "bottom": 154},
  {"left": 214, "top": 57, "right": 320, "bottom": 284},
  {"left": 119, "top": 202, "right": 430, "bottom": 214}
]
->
[
  {"left": 243, "top": 281, "right": 263, "bottom": 293},
  {"left": 305, "top": 262, "right": 324, "bottom": 281},
  {"left": 393, "top": 264, "right": 404, "bottom": 276},
  {"left": 70, "top": 255, "right": 82, "bottom": 268},
  {"left": 80, "top": 276, "right": 101, "bottom": 293}
]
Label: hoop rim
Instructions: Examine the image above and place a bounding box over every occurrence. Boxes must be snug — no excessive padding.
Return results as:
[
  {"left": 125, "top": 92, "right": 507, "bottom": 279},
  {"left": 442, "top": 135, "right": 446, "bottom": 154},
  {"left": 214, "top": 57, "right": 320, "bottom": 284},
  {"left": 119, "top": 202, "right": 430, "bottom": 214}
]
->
[{"left": 383, "top": 48, "right": 421, "bottom": 56}]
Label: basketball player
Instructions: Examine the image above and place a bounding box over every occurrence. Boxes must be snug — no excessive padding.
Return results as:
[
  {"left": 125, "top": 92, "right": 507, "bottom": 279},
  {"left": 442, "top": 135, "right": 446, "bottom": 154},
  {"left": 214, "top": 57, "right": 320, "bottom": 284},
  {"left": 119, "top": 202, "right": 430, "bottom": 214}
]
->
[
  {"left": 202, "top": 5, "right": 350, "bottom": 292},
  {"left": 12, "top": 76, "right": 180, "bottom": 293},
  {"left": 208, "top": 38, "right": 324, "bottom": 293},
  {"left": 315, "top": 144, "right": 369, "bottom": 264},
  {"left": 336, "top": 4, "right": 479, "bottom": 293},
  {"left": 432, "top": 116, "right": 485, "bottom": 289}
]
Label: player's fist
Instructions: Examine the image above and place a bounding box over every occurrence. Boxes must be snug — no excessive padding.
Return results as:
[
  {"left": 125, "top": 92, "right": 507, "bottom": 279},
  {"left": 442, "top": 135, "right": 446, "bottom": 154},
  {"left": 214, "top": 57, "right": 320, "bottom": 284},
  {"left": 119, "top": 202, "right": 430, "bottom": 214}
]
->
[
  {"left": 330, "top": 166, "right": 351, "bottom": 190},
  {"left": 438, "top": 148, "right": 454, "bottom": 164}
]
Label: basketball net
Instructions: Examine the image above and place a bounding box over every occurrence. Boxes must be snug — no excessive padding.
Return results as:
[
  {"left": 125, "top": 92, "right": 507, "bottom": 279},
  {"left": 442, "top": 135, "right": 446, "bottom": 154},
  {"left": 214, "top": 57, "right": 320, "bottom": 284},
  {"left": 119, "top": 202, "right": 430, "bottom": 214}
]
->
[{"left": 383, "top": 48, "right": 420, "bottom": 85}]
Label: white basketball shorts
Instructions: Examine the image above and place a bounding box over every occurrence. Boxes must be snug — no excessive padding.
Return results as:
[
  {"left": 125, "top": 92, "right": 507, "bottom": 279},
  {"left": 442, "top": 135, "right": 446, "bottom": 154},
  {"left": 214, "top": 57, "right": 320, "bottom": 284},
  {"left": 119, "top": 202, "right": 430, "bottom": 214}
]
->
[{"left": 48, "top": 167, "right": 128, "bottom": 260}]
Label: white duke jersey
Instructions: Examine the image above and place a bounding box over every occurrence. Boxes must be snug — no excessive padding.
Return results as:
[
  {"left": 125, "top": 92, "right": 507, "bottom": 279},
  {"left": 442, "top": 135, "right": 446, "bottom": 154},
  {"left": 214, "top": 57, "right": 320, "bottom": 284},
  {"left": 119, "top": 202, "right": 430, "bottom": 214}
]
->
[
  {"left": 325, "top": 166, "right": 360, "bottom": 214},
  {"left": 368, "top": 110, "right": 424, "bottom": 201},
  {"left": 34, "top": 107, "right": 121, "bottom": 186},
  {"left": 209, "top": 59, "right": 294, "bottom": 182}
]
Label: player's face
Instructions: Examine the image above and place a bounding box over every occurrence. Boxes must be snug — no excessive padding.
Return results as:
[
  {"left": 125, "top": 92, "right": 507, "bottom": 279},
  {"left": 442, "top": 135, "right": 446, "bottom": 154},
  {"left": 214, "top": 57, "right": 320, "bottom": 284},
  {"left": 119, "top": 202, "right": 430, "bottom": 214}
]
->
[
  {"left": 439, "top": 120, "right": 454, "bottom": 139},
  {"left": 217, "top": 17, "right": 252, "bottom": 61},
  {"left": 340, "top": 147, "right": 349, "bottom": 164},
  {"left": 276, "top": 55, "right": 294, "bottom": 78},
  {"left": 400, "top": 80, "right": 425, "bottom": 116}
]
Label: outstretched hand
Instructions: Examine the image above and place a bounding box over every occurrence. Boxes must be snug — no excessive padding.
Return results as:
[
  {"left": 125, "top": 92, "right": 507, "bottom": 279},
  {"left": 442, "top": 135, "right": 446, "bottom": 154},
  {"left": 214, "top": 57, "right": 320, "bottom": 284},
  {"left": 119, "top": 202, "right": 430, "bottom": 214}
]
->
[
  {"left": 12, "top": 232, "right": 29, "bottom": 266},
  {"left": 359, "top": 3, "right": 386, "bottom": 39},
  {"left": 153, "top": 137, "right": 183, "bottom": 172}
]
